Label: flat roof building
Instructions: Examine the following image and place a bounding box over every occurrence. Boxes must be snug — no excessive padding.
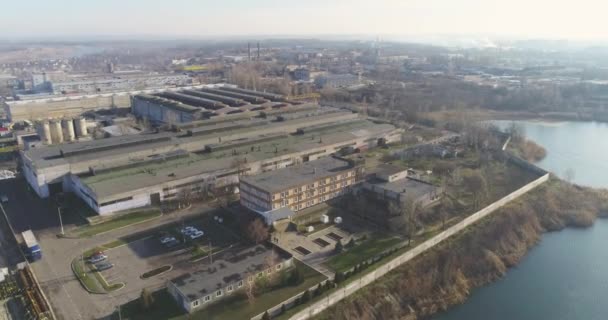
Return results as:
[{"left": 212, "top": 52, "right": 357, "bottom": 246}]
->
[
  {"left": 20, "top": 107, "right": 402, "bottom": 215},
  {"left": 363, "top": 165, "right": 442, "bottom": 209},
  {"left": 240, "top": 156, "right": 364, "bottom": 223},
  {"left": 131, "top": 86, "right": 290, "bottom": 124},
  {"left": 167, "top": 244, "right": 293, "bottom": 313}
]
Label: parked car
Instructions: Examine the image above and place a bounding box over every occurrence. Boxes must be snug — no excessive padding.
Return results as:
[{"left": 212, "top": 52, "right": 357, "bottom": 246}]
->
[
  {"left": 189, "top": 231, "right": 204, "bottom": 240},
  {"left": 160, "top": 236, "right": 177, "bottom": 244},
  {"left": 180, "top": 228, "right": 193, "bottom": 235},
  {"left": 94, "top": 262, "right": 114, "bottom": 271},
  {"left": 164, "top": 239, "right": 180, "bottom": 248},
  {"left": 88, "top": 254, "right": 107, "bottom": 264}
]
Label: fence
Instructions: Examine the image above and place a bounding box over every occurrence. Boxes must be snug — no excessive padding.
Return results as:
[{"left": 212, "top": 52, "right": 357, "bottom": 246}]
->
[{"left": 287, "top": 172, "right": 550, "bottom": 320}]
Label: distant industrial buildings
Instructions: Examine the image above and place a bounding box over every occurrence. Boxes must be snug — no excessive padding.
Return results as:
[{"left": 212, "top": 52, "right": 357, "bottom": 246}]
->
[
  {"left": 20, "top": 100, "right": 402, "bottom": 215},
  {"left": 240, "top": 156, "right": 364, "bottom": 223},
  {"left": 48, "top": 74, "right": 192, "bottom": 95},
  {"left": 132, "top": 86, "right": 288, "bottom": 124}
]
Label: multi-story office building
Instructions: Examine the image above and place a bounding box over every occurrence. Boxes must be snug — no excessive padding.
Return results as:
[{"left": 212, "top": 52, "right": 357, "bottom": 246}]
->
[{"left": 239, "top": 156, "right": 364, "bottom": 223}]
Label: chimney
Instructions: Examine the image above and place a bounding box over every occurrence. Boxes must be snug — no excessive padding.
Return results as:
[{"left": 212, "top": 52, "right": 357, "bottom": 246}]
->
[
  {"left": 257, "top": 42, "right": 260, "bottom": 60},
  {"left": 248, "top": 43, "right": 251, "bottom": 61}
]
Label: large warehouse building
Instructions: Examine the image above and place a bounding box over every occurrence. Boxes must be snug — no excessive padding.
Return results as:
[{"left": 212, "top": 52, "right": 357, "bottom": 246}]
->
[
  {"left": 21, "top": 103, "right": 402, "bottom": 215},
  {"left": 131, "top": 85, "right": 290, "bottom": 124},
  {"left": 3, "top": 84, "right": 216, "bottom": 122}
]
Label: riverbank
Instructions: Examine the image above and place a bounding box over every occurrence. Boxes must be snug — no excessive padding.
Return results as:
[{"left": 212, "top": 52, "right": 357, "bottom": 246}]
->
[
  {"left": 313, "top": 178, "right": 608, "bottom": 320},
  {"left": 423, "top": 109, "right": 608, "bottom": 125}
]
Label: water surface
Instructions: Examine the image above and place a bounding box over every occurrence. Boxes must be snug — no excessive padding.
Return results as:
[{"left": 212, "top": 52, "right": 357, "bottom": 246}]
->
[{"left": 434, "top": 120, "right": 608, "bottom": 320}]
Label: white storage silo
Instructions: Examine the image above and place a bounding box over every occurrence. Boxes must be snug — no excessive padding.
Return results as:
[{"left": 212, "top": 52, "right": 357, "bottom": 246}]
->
[
  {"left": 37, "top": 121, "right": 52, "bottom": 145},
  {"left": 49, "top": 120, "right": 64, "bottom": 144},
  {"left": 62, "top": 118, "right": 76, "bottom": 142},
  {"left": 75, "top": 117, "right": 88, "bottom": 138}
]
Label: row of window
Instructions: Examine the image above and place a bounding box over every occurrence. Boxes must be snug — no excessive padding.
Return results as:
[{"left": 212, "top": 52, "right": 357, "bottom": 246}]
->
[
  {"left": 273, "top": 172, "right": 354, "bottom": 200},
  {"left": 190, "top": 263, "right": 284, "bottom": 309},
  {"left": 272, "top": 179, "right": 354, "bottom": 210}
]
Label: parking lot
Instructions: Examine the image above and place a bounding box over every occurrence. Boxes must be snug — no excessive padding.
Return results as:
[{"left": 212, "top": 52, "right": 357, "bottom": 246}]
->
[{"left": 92, "top": 215, "right": 243, "bottom": 296}]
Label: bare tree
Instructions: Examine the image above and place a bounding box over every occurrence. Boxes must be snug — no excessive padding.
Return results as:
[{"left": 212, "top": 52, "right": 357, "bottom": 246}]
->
[
  {"left": 462, "top": 170, "right": 489, "bottom": 209},
  {"left": 244, "top": 272, "right": 256, "bottom": 305},
  {"left": 246, "top": 218, "right": 269, "bottom": 244},
  {"left": 177, "top": 188, "right": 192, "bottom": 209},
  {"left": 231, "top": 157, "right": 248, "bottom": 176},
  {"left": 400, "top": 194, "right": 419, "bottom": 246}
]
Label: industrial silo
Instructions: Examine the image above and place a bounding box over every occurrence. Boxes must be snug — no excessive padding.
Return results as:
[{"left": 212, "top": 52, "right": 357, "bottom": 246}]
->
[
  {"left": 75, "top": 117, "right": 88, "bottom": 138},
  {"left": 37, "top": 121, "right": 52, "bottom": 145},
  {"left": 62, "top": 118, "right": 76, "bottom": 142},
  {"left": 49, "top": 120, "right": 64, "bottom": 144}
]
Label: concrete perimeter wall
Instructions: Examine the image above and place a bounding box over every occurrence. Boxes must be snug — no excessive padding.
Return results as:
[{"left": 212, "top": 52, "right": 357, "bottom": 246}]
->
[{"left": 285, "top": 172, "right": 550, "bottom": 320}]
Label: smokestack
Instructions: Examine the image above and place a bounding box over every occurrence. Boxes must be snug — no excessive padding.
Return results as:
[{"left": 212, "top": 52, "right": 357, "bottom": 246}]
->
[
  {"left": 257, "top": 42, "right": 260, "bottom": 60},
  {"left": 248, "top": 43, "right": 251, "bottom": 61}
]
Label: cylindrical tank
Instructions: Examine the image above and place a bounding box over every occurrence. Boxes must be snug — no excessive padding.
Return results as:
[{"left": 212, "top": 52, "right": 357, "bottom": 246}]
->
[
  {"left": 37, "top": 121, "right": 52, "bottom": 145},
  {"left": 75, "top": 117, "right": 88, "bottom": 138},
  {"left": 62, "top": 118, "right": 75, "bottom": 142},
  {"left": 49, "top": 120, "right": 64, "bottom": 144}
]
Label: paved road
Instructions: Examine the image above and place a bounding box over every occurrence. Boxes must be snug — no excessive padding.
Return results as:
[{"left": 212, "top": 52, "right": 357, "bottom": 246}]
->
[{"left": 0, "top": 178, "right": 218, "bottom": 320}]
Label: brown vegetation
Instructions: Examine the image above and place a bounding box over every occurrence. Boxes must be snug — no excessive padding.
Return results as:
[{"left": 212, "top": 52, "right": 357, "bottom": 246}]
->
[
  {"left": 517, "top": 140, "right": 547, "bottom": 162},
  {"left": 315, "top": 179, "right": 608, "bottom": 320}
]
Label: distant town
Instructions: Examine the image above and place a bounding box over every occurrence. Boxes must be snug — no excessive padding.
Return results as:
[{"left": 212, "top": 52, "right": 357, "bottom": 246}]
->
[{"left": 0, "top": 37, "right": 603, "bottom": 320}]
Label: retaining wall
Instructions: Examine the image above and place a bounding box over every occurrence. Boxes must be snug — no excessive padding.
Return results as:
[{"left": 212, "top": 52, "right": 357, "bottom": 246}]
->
[{"left": 286, "top": 172, "right": 550, "bottom": 320}]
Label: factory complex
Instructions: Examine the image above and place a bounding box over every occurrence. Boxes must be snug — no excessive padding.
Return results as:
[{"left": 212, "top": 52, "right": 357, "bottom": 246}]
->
[
  {"left": 132, "top": 85, "right": 290, "bottom": 124},
  {"left": 20, "top": 96, "right": 402, "bottom": 215}
]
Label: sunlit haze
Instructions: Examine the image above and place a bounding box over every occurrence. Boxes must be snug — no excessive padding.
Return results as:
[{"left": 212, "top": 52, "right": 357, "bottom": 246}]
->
[{"left": 1, "top": 0, "right": 607, "bottom": 40}]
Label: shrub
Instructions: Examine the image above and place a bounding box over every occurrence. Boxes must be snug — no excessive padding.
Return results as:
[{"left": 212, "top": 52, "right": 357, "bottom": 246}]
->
[
  {"left": 334, "top": 272, "right": 345, "bottom": 284},
  {"left": 280, "top": 304, "right": 286, "bottom": 314},
  {"left": 313, "top": 284, "right": 321, "bottom": 296},
  {"left": 287, "top": 267, "right": 303, "bottom": 286},
  {"left": 262, "top": 311, "right": 270, "bottom": 320},
  {"left": 301, "top": 289, "right": 311, "bottom": 303},
  {"left": 345, "top": 238, "right": 355, "bottom": 249},
  {"left": 334, "top": 239, "right": 343, "bottom": 254}
]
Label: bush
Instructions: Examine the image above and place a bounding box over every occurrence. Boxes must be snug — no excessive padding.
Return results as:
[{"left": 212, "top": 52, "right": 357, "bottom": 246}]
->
[
  {"left": 334, "top": 272, "right": 345, "bottom": 284},
  {"left": 280, "top": 304, "right": 286, "bottom": 314},
  {"left": 334, "top": 240, "right": 343, "bottom": 254},
  {"left": 313, "top": 284, "right": 321, "bottom": 297},
  {"left": 287, "top": 267, "right": 303, "bottom": 286},
  {"left": 262, "top": 311, "right": 270, "bottom": 320},
  {"left": 345, "top": 238, "right": 355, "bottom": 249},
  {"left": 301, "top": 289, "right": 311, "bottom": 303}
]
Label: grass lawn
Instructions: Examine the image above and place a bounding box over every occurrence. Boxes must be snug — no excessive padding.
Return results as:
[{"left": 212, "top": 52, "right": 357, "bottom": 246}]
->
[
  {"left": 71, "top": 257, "right": 124, "bottom": 293},
  {"left": 325, "top": 234, "right": 403, "bottom": 273},
  {"left": 115, "top": 260, "right": 326, "bottom": 320},
  {"left": 75, "top": 209, "right": 161, "bottom": 237},
  {"left": 71, "top": 258, "right": 103, "bottom": 294}
]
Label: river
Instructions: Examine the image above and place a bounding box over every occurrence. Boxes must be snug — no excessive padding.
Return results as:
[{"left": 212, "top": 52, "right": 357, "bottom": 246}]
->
[{"left": 434, "top": 120, "right": 608, "bottom": 320}]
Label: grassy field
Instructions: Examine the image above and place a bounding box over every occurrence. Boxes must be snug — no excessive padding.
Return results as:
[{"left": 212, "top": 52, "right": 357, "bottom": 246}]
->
[
  {"left": 115, "top": 260, "right": 326, "bottom": 320},
  {"left": 325, "top": 234, "right": 403, "bottom": 273},
  {"left": 71, "top": 258, "right": 103, "bottom": 294},
  {"left": 71, "top": 257, "right": 124, "bottom": 293},
  {"left": 75, "top": 209, "right": 161, "bottom": 237}
]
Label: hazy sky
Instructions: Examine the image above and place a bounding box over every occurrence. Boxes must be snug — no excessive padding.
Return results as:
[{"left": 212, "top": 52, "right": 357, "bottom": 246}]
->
[{"left": 1, "top": 0, "right": 606, "bottom": 40}]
